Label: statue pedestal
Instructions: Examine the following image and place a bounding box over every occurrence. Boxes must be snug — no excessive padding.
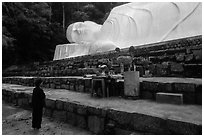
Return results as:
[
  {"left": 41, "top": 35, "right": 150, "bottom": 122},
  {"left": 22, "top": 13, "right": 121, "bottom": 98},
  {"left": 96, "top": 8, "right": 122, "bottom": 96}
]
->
[
  {"left": 53, "top": 43, "right": 91, "bottom": 60},
  {"left": 124, "top": 71, "right": 140, "bottom": 97}
]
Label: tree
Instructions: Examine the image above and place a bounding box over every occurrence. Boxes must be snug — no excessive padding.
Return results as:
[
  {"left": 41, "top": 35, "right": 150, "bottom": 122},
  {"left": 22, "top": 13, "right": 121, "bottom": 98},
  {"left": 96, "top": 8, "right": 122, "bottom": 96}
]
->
[
  {"left": 2, "top": 2, "right": 128, "bottom": 69},
  {"left": 2, "top": 2, "right": 66, "bottom": 67}
]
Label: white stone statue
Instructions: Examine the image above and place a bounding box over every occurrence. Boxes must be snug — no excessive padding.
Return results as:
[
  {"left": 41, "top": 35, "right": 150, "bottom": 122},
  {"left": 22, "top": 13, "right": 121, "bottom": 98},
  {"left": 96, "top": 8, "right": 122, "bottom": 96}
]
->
[
  {"left": 53, "top": 2, "right": 202, "bottom": 60},
  {"left": 66, "top": 21, "right": 102, "bottom": 44}
]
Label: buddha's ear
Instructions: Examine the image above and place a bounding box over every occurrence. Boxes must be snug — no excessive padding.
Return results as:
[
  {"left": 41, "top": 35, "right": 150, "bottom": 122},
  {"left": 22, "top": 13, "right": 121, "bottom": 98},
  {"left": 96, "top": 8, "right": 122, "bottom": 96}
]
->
[{"left": 76, "top": 29, "right": 82, "bottom": 35}]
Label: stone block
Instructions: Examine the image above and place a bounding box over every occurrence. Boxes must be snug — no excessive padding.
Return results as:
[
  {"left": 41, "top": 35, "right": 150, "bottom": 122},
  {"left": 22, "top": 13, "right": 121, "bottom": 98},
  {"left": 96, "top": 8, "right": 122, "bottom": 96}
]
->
[
  {"left": 84, "top": 87, "right": 92, "bottom": 93},
  {"left": 50, "top": 83, "right": 55, "bottom": 89},
  {"left": 2, "top": 95, "right": 6, "bottom": 101},
  {"left": 27, "top": 94, "right": 32, "bottom": 104},
  {"left": 45, "top": 84, "right": 50, "bottom": 88},
  {"left": 78, "top": 85, "right": 84, "bottom": 92},
  {"left": 55, "top": 100, "right": 64, "bottom": 110},
  {"left": 131, "top": 113, "right": 166, "bottom": 134},
  {"left": 156, "top": 63, "right": 169, "bottom": 76},
  {"left": 170, "top": 63, "right": 184, "bottom": 73},
  {"left": 64, "top": 102, "right": 75, "bottom": 112},
  {"left": 76, "top": 114, "right": 87, "bottom": 129},
  {"left": 186, "top": 48, "right": 192, "bottom": 54},
  {"left": 22, "top": 98, "right": 29, "bottom": 106},
  {"left": 19, "top": 92, "right": 26, "bottom": 98},
  {"left": 183, "top": 93, "right": 196, "bottom": 104},
  {"left": 44, "top": 108, "right": 53, "bottom": 117},
  {"left": 84, "top": 78, "right": 92, "bottom": 87},
  {"left": 11, "top": 92, "right": 15, "bottom": 100},
  {"left": 195, "top": 85, "right": 202, "bottom": 105},
  {"left": 87, "top": 106, "right": 103, "bottom": 116},
  {"left": 176, "top": 53, "right": 185, "bottom": 62},
  {"left": 64, "top": 84, "right": 70, "bottom": 90},
  {"left": 14, "top": 92, "right": 19, "bottom": 98},
  {"left": 12, "top": 99, "right": 17, "bottom": 105},
  {"left": 4, "top": 87, "right": 8, "bottom": 94},
  {"left": 52, "top": 110, "right": 67, "bottom": 122},
  {"left": 54, "top": 79, "right": 60, "bottom": 85},
  {"left": 124, "top": 71, "right": 140, "bottom": 97},
  {"left": 174, "top": 83, "right": 195, "bottom": 93},
  {"left": 56, "top": 85, "right": 61, "bottom": 89},
  {"left": 66, "top": 112, "right": 77, "bottom": 126},
  {"left": 156, "top": 92, "right": 183, "bottom": 105},
  {"left": 157, "top": 83, "right": 173, "bottom": 93},
  {"left": 192, "top": 49, "right": 202, "bottom": 61},
  {"left": 7, "top": 90, "right": 13, "bottom": 96},
  {"left": 166, "top": 119, "right": 202, "bottom": 135},
  {"left": 107, "top": 109, "right": 132, "bottom": 127},
  {"left": 45, "top": 98, "right": 56, "bottom": 109},
  {"left": 183, "top": 64, "right": 202, "bottom": 78},
  {"left": 2, "top": 89, "right": 7, "bottom": 95},
  {"left": 142, "top": 81, "right": 158, "bottom": 92},
  {"left": 141, "top": 91, "right": 154, "bottom": 100},
  {"left": 4, "top": 97, "right": 9, "bottom": 102},
  {"left": 17, "top": 98, "right": 24, "bottom": 106},
  {"left": 62, "top": 78, "right": 67, "bottom": 84},
  {"left": 75, "top": 84, "right": 79, "bottom": 92},
  {"left": 8, "top": 97, "right": 12, "bottom": 103},
  {"left": 70, "top": 84, "right": 75, "bottom": 91},
  {"left": 77, "top": 104, "right": 87, "bottom": 115},
  {"left": 103, "top": 121, "right": 116, "bottom": 135},
  {"left": 88, "top": 116, "right": 105, "bottom": 134},
  {"left": 185, "top": 54, "right": 194, "bottom": 62},
  {"left": 61, "top": 84, "right": 66, "bottom": 89}
]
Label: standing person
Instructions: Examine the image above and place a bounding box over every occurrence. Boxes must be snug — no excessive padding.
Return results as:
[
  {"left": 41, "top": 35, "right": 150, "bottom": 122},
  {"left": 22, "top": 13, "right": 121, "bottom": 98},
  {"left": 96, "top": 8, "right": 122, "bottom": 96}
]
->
[{"left": 32, "top": 79, "right": 45, "bottom": 130}]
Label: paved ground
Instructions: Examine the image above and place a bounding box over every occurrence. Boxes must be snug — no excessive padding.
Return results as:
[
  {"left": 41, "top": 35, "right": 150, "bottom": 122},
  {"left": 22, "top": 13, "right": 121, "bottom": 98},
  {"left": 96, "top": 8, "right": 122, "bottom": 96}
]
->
[
  {"left": 2, "top": 101, "right": 92, "bottom": 135},
  {"left": 2, "top": 83, "right": 202, "bottom": 126}
]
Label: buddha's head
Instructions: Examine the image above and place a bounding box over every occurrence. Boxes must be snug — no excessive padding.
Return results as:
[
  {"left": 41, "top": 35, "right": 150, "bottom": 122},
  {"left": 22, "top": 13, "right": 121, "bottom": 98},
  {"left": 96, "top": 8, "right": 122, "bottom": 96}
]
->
[{"left": 66, "top": 21, "right": 102, "bottom": 44}]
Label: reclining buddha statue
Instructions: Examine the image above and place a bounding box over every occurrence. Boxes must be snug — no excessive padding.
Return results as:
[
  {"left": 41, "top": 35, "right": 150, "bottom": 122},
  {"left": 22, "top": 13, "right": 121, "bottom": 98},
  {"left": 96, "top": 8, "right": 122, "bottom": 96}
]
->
[{"left": 53, "top": 2, "right": 201, "bottom": 60}]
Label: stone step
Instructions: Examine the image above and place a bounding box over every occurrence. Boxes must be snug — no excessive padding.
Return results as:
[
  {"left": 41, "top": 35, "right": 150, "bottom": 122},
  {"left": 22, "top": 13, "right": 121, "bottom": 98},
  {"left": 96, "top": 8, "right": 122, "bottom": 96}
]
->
[
  {"left": 3, "top": 35, "right": 201, "bottom": 78},
  {"left": 156, "top": 92, "right": 183, "bottom": 105},
  {"left": 2, "top": 83, "right": 202, "bottom": 135},
  {"left": 2, "top": 76, "right": 202, "bottom": 105}
]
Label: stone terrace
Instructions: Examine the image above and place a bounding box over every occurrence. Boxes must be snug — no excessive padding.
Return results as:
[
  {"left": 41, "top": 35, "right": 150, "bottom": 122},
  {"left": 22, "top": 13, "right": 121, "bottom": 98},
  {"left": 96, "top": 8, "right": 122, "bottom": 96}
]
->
[
  {"left": 3, "top": 35, "right": 202, "bottom": 78},
  {"left": 2, "top": 35, "right": 202, "bottom": 134},
  {"left": 2, "top": 83, "right": 202, "bottom": 135},
  {"left": 3, "top": 76, "right": 202, "bottom": 105}
]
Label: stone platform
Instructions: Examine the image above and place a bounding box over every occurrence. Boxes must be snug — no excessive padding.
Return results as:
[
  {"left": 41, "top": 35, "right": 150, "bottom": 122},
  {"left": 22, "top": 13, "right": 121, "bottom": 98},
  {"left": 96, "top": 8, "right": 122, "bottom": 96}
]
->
[
  {"left": 3, "top": 76, "right": 202, "bottom": 105},
  {"left": 2, "top": 83, "right": 202, "bottom": 134},
  {"left": 3, "top": 35, "right": 202, "bottom": 78}
]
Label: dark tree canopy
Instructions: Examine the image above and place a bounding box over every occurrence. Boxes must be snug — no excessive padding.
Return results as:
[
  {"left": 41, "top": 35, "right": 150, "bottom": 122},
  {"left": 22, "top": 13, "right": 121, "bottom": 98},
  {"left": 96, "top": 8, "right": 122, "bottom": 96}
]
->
[{"left": 2, "top": 2, "right": 127, "bottom": 69}]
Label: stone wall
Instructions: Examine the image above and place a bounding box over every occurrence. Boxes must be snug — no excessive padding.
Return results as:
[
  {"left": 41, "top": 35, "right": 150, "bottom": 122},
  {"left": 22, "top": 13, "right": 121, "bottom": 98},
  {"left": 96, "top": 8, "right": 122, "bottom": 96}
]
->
[
  {"left": 3, "top": 77, "right": 201, "bottom": 105},
  {"left": 3, "top": 35, "right": 202, "bottom": 78},
  {"left": 2, "top": 77, "right": 92, "bottom": 93},
  {"left": 2, "top": 88, "right": 202, "bottom": 134}
]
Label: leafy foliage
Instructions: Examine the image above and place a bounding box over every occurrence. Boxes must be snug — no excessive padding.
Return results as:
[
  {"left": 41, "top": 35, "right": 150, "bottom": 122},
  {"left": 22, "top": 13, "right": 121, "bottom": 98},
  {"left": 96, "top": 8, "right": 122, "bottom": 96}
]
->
[{"left": 2, "top": 2, "right": 127, "bottom": 69}]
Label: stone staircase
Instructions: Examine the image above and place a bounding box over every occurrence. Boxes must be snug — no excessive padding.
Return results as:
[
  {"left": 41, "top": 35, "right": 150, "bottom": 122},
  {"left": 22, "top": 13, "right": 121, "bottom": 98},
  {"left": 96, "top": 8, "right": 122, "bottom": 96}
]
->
[
  {"left": 3, "top": 35, "right": 202, "bottom": 78},
  {"left": 2, "top": 35, "right": 202, "bottom": 134}
]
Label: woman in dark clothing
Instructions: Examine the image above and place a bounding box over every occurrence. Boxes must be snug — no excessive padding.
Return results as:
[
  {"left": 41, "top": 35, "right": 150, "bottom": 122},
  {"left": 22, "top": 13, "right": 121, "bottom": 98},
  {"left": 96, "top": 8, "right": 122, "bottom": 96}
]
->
[{"left": 32, "top": 79, "right": 45, "bottom": 129}]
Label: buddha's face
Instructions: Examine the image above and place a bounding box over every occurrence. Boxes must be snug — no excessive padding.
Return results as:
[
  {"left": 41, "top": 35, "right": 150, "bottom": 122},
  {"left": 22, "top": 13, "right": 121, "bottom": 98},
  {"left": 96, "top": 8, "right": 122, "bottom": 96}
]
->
[{"left": 66, "top": 21, "right": 102, "bottom": 44}]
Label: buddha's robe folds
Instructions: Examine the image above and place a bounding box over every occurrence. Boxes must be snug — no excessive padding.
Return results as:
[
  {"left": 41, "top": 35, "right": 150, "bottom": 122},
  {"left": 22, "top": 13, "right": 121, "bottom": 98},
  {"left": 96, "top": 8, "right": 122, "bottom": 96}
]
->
[{"left": 53, "top": 2, "right": 201, "bottom": 60}]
